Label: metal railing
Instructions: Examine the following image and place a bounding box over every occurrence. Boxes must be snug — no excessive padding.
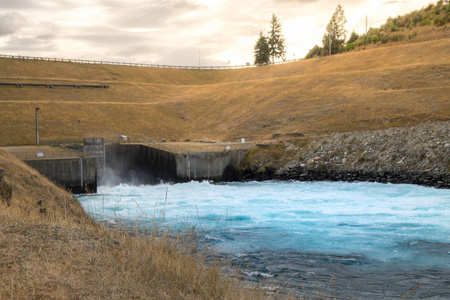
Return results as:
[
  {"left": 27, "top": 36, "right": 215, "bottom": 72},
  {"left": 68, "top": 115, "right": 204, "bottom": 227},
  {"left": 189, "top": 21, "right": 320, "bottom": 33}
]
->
[
  {"left": 140, "top": 142, "right": 255, "bottom": 153},
  {"left": 41, "top": 139, "right": 84, "bottom": 146},
  {"left": 0, "top": 53, "right": 302, "bottom": 70},
  {"left": 9, "top": 150, "right": 86, "bottom": 160},
  {"left": 40, "top": 138, "right": 256, "bottom": 154},
  {"left": 0, "top": 82, "right": 109, "bottom": 89}
]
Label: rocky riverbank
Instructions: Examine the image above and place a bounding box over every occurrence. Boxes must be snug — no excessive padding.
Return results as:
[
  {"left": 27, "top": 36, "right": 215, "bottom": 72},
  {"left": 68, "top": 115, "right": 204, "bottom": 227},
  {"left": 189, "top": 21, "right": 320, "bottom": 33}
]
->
[{"left": 240, "top": 121, "right": 450, "bottom": 189}]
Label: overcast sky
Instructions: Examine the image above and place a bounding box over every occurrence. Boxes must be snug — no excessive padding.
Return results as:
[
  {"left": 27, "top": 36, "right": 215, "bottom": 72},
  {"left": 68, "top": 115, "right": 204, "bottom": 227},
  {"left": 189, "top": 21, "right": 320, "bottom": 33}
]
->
[{"left": 0, "top": 0, "right": 434, "bottom": 66}]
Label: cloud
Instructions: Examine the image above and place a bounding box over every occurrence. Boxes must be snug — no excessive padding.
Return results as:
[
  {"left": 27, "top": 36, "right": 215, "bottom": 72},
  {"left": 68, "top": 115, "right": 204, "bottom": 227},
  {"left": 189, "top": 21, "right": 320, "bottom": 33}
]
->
[
  {"left": 0, "top": 36, "right": 56, "bottom": 52},
  {"left": 0, "top": 13, "right": 27, "bottom": 36},
  {"left": 0, "top": 0, "right": 42, "bottom": 9},
  {"left": 0, "top": 0, "right": 435, "bottom": 65},
  {"left": 274, "top": 0, "right": 318, "bottom": 3},
  {"left": 113, "top": 1, "right": 206, "bottom": 30}
]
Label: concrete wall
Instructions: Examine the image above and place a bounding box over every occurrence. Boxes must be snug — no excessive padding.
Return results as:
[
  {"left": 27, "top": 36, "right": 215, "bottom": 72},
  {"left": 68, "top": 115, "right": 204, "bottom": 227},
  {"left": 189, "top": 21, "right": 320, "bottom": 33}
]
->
[
  {"left": 83, "top": 138, "right": 105, "bottom": 179},
  {"left": 105, "top": 144, "right": 247, "bottom": 184},
  {"left": 25, "top": 157, "right": 97, "bottom": 193},
  {"left": 175, "top": 150, "right": 247, "bottom": 181},
  {"left": 104, "top": 144, "right": 177, "bottom": 185}
]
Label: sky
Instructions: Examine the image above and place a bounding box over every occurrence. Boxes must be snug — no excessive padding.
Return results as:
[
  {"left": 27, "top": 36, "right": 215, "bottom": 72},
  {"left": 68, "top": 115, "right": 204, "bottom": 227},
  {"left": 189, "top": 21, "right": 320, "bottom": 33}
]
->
[{"left": 0, "top": 0, "right": 435, "bottom": 66}]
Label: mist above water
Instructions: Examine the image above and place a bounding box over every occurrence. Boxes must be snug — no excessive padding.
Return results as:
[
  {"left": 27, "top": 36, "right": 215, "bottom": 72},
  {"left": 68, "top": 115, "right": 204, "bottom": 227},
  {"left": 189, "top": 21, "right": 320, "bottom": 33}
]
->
[{"left": 76, "top": 181, "right": 450, "bottom": 299}]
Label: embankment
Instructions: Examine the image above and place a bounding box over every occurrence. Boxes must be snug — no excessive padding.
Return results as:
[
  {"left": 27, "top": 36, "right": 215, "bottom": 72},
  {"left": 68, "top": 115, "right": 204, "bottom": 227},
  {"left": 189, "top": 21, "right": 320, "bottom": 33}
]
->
[{"left": 241, "top": 121, "right": 450, "bottom": 189}]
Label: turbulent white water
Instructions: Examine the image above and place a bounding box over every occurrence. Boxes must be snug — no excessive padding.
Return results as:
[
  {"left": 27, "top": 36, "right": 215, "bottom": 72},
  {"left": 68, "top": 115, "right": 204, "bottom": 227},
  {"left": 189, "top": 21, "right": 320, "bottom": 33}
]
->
[{"left": 76, "top": 181, "right": 450, "bottom": 299}]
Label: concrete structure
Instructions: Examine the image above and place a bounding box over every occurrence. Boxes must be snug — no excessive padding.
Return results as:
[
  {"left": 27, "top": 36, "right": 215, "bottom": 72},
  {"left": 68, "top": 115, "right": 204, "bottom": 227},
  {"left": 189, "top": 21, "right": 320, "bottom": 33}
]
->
[
  {"left": 83, "top": 138, "right": 105, "bottom": 179},
  {"left": 9, "top": 141, "right": 247, "bottom": 193},
  {"left": 176, "top": 151, "right": 246, "bottom": 181},
  {"left": 104, "top": 144, "right": 247, "bottom": 185},
  {"left": 25, "top": 157, "right": 97, "bottom": 193}
]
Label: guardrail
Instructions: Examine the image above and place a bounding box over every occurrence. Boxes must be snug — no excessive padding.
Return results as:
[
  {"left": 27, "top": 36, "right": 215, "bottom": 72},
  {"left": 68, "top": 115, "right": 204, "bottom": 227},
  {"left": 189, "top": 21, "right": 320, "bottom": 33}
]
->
[
  {"left": 9, "top": 150, "right": 86, "bottom": 160},
  {"left": 0, "top": 53, "right": 302, "bottom": 70},
  {"left": 141, "top": 142, "right": 255, "bottom": 153},
  {"left": 0, "top": 82, "right": 109, "bottom": 89},
  {"left": 40, "top": 138, "right": 255, "bottom": 154},
  {"left": 41, "top": 139, "right": 84, "bottom": 146}
]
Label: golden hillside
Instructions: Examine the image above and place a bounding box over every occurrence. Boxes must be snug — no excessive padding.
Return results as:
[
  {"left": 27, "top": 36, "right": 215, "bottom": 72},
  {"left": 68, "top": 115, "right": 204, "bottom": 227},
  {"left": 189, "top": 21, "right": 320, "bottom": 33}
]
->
[{"left": 0, "top": 27, "right": 449, "bottom": 146}]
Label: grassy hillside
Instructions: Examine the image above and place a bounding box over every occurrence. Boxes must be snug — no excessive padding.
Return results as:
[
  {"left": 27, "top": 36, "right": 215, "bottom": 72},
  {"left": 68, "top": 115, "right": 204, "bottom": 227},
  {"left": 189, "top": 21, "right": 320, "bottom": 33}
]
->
[
  {"left": 0, "top": 28, "right": 449, "bottom": 145},
  {"left": 308, "top": 1, "right": 450, "bottom": 55},
  {"left": 0, "top": 149, "right": 271, "bottom": 299}
]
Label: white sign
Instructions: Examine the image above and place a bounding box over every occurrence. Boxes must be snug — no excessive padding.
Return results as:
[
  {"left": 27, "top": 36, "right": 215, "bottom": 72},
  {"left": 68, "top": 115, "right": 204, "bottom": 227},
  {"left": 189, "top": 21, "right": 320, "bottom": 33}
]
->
[{"left": 37, "top": 152, "right": 44, "bottom": 157}]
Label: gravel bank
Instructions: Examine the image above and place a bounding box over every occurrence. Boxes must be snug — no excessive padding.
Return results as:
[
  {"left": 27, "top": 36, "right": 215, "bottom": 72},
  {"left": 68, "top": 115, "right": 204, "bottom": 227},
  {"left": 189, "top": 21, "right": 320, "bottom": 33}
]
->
[{"left": 244, "top": 121, "right": 450, "bottom": 188}]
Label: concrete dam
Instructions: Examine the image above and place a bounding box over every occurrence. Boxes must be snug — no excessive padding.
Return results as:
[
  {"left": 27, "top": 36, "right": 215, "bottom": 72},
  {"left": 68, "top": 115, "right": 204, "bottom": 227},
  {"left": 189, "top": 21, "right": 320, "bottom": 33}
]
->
[
  {"left": 6, "top": 139, "right": 251, "bottom": 193},
  {"left": 104, "top": 143, "right": 248, "bottom": 186}
]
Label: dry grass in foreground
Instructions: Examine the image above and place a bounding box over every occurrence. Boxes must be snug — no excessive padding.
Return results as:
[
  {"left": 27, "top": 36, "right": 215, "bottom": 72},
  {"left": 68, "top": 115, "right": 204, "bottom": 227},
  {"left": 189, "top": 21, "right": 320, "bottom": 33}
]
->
[{"left": 0, "top": 149, "right": 277, "bottom": 299}]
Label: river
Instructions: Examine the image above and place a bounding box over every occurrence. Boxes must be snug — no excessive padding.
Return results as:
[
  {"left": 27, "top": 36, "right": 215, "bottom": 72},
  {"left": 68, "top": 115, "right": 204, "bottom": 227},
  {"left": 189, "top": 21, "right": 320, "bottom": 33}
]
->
[{"left": 76, "top": 181, "right": 450, "bottom": 299}]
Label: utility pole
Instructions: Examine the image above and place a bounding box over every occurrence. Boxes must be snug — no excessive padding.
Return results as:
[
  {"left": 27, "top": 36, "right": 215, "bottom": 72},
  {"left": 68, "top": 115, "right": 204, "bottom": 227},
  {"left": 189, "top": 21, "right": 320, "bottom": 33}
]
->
[
  {"left": 329, "top": 29, "right": 332, "bottom": 56},
  {"left": 365, "top": 15, "right": 368, "bottom": 44},
  {"left": 198, "top": 50, "right": 200, "bottom": 68},
  {"left": 35, "top": 107, "right": 40, "bottom": 146}
]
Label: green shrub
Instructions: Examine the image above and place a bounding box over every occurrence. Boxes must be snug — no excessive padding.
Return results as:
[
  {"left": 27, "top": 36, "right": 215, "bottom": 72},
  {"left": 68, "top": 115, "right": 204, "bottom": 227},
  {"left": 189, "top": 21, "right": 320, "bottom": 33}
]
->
[
  {"left": 390, "top": 24, "right": 399, "bottom": 32},
  {"left": 381, "top": 35, "right": 389, "bottom": 44},
  {"left": 434, "top": 15, "right": 445, "bottom": 26},
  {"left": 433, "top": 4, "right": 442, "bottom": 15},
  {"left": 344, "top": 43, "right": 355, "bottom": 51},
  {"left": 367, "top": 27, "right": 380, "bottom": 36},
  {"left": 412, "top": 14, "right": 421, "bottom": 26},
  {"left": 372, "top": 35, "right": 379, "bottom": 44},
  {"left": 408, "top": 31, "right": 418, "bottom": 40},
  {"left": 345, "top": 40, "right": 365, "bottom": 50},
  {"left": 420, "top": 18, "right": 431, "bottom": 26},
  {"left": 391, "top": 34, "right": 405, "bottom": 42}
]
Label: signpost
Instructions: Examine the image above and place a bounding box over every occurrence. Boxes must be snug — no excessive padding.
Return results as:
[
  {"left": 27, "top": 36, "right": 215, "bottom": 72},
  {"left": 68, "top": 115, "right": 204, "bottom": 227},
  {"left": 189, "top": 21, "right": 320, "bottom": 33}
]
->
[{"left": 35, "top": 107, "right": 40, "bottom": 146}]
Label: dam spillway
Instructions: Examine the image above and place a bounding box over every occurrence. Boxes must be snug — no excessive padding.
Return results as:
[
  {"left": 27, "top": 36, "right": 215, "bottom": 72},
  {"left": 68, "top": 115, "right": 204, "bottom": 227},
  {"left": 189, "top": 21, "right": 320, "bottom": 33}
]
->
[{"left": 104, "top": 143, "right": 249, "bottom": 185}]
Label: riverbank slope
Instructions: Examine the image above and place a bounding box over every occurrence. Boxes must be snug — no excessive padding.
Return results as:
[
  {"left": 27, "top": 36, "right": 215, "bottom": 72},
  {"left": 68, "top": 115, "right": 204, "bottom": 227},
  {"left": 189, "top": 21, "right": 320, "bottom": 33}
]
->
[{"left": 0, "top": 149, "right": 266, "bottom": 299}]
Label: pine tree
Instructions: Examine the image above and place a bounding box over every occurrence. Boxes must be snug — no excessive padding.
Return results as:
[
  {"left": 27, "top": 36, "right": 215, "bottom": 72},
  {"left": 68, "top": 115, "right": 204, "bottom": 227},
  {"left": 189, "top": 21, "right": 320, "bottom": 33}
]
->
[
  {"left": 267, "top": 14, "right": 286, "bottom": 64},
  {"left": 254, "top": 31, "right": 270, "bottom": 65},
  {"left": 322, "top": 5, "right": 347, "bottom": 55},
  {"left": 347, "top": 30, "right": 359, "bottom": 44},
  {"left": 305, "top": 45, "right": 323, "bottom": 59}
]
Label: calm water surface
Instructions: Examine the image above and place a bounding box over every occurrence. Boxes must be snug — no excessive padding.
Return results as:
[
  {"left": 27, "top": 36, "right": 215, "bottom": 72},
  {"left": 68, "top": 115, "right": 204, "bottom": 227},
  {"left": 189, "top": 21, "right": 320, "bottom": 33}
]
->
[{"left": 76, "top": 181, "right": 450, "bottom": 299}]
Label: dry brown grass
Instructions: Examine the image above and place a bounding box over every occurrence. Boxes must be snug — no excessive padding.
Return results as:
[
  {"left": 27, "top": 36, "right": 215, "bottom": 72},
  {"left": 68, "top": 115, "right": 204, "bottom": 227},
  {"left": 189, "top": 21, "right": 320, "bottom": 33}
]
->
[
  {"left": 0, "top": 149, "right": 279, "bottom": 299},
  {"left": 0, "top": 27, "right": 448, "bottom": 146}
]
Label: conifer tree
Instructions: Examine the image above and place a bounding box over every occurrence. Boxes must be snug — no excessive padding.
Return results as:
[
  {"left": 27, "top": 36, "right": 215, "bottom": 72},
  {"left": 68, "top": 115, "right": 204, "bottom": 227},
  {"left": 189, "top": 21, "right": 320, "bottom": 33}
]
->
[
  {"left": 254, "top": 31, "right": 270, "bottom": 65},
  {"left": 322, "top": 5, "right": 347, "bottom": 55},
  {"left": 267, "top": 13, "right": 286, "bottom": 64}
]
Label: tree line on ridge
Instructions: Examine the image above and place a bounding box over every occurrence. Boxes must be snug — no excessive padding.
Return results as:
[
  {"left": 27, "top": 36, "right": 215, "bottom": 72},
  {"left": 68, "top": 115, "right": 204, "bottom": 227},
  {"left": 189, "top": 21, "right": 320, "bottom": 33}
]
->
[{"left": 253, "top": 1, "right": 449, "bottom": 64}]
